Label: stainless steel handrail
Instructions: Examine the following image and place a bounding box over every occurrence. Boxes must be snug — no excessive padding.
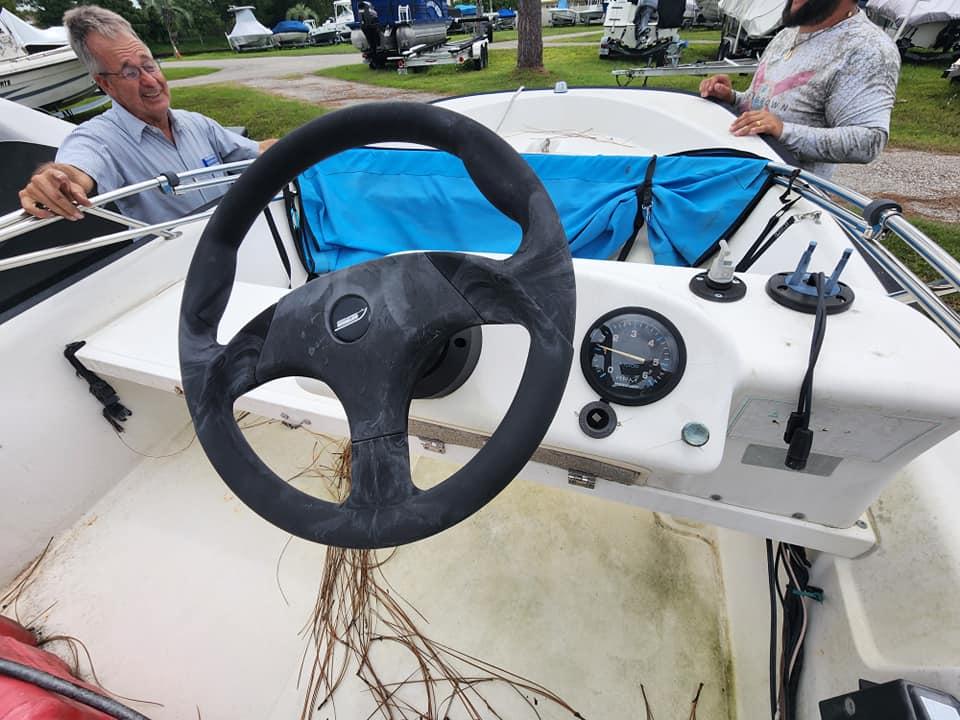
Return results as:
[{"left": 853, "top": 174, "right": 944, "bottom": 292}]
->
[
  {"left": 0, "top": 194, "right": 284, "bottom": 272},
  {"left": 767, "top": 163, "right": 960, "bottom": 346},
  {"left": 0, "top": 159, "right": 256, "bottom": 243}
]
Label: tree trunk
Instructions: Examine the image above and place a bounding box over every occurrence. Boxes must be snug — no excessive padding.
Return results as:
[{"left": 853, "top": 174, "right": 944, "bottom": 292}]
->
[
  {"left": 516, "top": 0, "right": 543, "bottom": 70},
  {"left": 162, "top": 8, "right": 182, "bottom": 58}
]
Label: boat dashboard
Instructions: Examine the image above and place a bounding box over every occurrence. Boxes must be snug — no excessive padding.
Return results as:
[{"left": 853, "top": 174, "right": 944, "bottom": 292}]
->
[{"left": 76, "top": 255, "right": 960, "bottom": 554}]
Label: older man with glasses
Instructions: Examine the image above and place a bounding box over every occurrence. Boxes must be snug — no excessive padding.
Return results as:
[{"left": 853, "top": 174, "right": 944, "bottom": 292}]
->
[{"left": 18, "top": 5, "right": 277, "bottom": 224}]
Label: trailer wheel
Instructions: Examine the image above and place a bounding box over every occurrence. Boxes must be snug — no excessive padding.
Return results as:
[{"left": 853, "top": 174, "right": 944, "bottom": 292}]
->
[{"left": 475, "top": 43, "right": 488, "bottom": 70}]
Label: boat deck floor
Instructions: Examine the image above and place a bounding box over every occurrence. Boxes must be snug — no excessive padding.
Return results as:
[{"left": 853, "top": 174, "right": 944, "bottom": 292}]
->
[{"left": 5, "top": 421, "right": 735, "bottom": 719}]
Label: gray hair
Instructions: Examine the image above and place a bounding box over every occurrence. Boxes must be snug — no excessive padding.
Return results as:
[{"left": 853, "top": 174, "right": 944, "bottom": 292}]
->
[{"left": 63, "top": 5, "right": 140, "bottom": 76}]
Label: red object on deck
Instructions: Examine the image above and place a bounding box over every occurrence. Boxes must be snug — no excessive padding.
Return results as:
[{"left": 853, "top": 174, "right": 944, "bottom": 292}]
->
[{"left": 0, "top": 616, "right": 111, "bottom": 719}]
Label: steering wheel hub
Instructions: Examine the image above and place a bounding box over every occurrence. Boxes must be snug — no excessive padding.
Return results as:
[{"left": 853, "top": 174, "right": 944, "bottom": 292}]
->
[{"left": 331, "top": 294, "right": 371, "bottom": 341}]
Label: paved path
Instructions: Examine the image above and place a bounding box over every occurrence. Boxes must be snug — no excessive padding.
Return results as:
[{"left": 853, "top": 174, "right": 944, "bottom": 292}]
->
[{"left": 169, "top": 52, "right": 959, "bottom": 223}]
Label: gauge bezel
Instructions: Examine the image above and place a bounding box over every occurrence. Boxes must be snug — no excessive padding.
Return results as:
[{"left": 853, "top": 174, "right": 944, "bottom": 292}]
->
[{"left": 579, "top": 306, "right": 687, "bottom": 406}]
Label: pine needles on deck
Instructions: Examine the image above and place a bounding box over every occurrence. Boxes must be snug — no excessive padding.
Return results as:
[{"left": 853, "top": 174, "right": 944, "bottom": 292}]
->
[{"left": 296, "top": 440, "right": 586, "bottom": 720}]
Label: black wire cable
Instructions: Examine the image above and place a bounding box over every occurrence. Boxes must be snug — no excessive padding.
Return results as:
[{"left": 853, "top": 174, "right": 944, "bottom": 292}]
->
[
  {"left": 0, "top": 658, "right": 151, "bottom": 720},
  {"left": 766, "top": 538, "right": 778, "bottom": 720},
  {"left": 779, "top": 544, "right": 816, "bottom": 720},
  {"left": 797, "top": 273, "right": 828, "bottom": 423},
  {"left": 785, "top": 273, "right": 828, "bottom": 470}
]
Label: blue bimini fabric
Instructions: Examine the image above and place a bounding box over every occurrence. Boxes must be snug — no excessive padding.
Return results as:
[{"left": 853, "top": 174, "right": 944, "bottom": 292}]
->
[{"left": 294, "top": 148, "right": 769, "bottom": 274}]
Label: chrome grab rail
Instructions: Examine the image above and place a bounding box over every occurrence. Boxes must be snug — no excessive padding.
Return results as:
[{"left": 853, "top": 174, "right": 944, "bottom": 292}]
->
[
  {"left": 766, "top": 163, "right": 960, "bottom": 347},
  {"left": 0, "top": 160, "right": 257, "bottom": 271},
  {"left": 0, "top": 159, "right": 256, "bottom": 240}
]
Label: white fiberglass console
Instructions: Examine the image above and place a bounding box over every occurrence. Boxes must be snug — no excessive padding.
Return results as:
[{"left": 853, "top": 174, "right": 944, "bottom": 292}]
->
[{"left": 76, "top": 256, "right": 960, "bottom": 557}]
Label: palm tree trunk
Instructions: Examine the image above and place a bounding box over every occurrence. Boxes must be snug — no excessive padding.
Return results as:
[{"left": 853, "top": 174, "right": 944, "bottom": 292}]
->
[
  {"left": 162, "top": 7, "right": 182, "bottom": 58},
  {"left": 516, "top": 0, "right": 543, "bottom": 70}
]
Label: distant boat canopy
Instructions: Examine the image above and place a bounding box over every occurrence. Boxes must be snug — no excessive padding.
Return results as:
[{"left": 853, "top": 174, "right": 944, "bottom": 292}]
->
[
  {"left": 0, "top": 8, "right": 69, "bottom": 55},
  {"left": 867, "top": 0, "right": 960, "bottom": 26},
  {"left": 226, "top": 5, "right": 276, "bottom": 51}
]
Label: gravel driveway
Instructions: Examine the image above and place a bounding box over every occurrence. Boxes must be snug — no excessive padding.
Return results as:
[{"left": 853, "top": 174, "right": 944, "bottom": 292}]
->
[
  {"left": 171, "top": 54, "right": 443, "bottom": 108},
  {"left": 170, "top": 52, "right": 959, "bottom": 223},
  {"left": 833, "top": 150, "right": 960, "bottom": 224}
]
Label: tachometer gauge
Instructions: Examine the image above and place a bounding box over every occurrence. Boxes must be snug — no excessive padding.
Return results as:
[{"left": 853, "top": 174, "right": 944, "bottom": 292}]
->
[{"left": 580, "top": 307, "right": 686, "bottom": 406}]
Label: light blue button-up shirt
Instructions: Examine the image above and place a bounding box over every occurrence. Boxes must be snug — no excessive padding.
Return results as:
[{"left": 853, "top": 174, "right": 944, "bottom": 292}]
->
[{"left": 56, "top": 102, "right": 260, "bottom": 225}]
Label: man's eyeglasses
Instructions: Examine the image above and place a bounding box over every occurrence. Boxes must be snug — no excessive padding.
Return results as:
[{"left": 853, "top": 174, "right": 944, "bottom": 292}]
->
[{"left": 98, "top": 61, "right": 161, "bottom": 81}]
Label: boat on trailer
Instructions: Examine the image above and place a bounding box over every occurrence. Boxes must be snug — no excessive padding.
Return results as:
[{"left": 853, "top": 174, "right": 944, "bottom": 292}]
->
[
  {"left": 272, "top": 19, "right": 312, "bottom": 46},
  {"left": 0, "top": 10, "right": 98, "bottom": 111},
  {"left": 226, "top": 5, "right": 277, "bottom": 51},
  {"left": 866, "top": 0, "right": 960, "bottom": 56},
  {"left": 716, "top": 0, "right": 782, "bottom": 57},
  {"left": 1, "top": 88, "right": 960, "bottom": 719},
  {"left": 305, "top": 17, "right": 340, "bottom": 44},
  {"left": 600, "top": 0, "right": 687, "bottom": 62}
]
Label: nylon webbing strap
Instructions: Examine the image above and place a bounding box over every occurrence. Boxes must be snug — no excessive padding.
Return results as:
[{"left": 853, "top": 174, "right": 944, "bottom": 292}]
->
[
  {"left": 262, "top": 206, "right": 292, "bottom": 288},
  {"left": 617, "top": 155, "right": 658, "bottom": 262},
  {"left": 735, "top": 194, "right": 802, "bottom": 273}
]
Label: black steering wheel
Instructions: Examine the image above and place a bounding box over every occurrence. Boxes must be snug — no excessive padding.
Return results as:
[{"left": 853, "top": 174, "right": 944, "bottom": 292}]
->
[{"left": 178, "top": 102, "right": 575, "bottom": 549}]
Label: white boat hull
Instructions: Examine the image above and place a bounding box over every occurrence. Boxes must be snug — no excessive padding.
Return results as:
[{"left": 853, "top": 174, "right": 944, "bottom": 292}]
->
[
  {"left": 0, "top": 46, "right": 97, "bottom": 110},
  {"left": 227, "top": 32, "right": 277, "bottom": 50},
  {"left": 310, "top": 27, "right": 340, "bottom": 43},
  {"left": 273, "top": 30, "right": 310, "bottom": 45}
]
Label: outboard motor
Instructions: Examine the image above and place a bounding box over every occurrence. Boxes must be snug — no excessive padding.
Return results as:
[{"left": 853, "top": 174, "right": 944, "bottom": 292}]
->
[
  {"left": 358, "top": 1, "right": 380, "bottom": 52},
  {"left": 599, "top": 0, "right": 685, "bottom": 62},
  {"left": 656, "top": 0, "right": 685, "bottom": 31}
]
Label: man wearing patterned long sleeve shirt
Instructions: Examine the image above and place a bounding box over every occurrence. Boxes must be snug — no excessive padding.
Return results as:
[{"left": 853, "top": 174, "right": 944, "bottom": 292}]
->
[{"left": 699, "top": 0, "right": 900, "bottom": 178}]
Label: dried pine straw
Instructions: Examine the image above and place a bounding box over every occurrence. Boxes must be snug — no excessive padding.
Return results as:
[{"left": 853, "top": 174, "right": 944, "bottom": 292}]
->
[
  {"left": 640, "top": 682, "right": 705, "bottom": 720},
  {"left": 295, "top": 440, "right": 586, "bottom": 720}
]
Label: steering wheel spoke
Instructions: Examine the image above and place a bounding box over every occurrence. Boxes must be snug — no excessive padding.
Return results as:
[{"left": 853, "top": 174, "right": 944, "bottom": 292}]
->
[{"left": 346, "top": 433, "right": 420, "bottom": 510}]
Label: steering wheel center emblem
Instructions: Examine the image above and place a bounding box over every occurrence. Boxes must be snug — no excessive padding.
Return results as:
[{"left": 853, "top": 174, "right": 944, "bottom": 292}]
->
[{"left": 331, "top": 295, "right": 371, "bottom": 342}]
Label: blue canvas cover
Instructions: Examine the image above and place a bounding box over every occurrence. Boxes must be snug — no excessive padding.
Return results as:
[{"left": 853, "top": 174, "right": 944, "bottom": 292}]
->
[
  {"left": 294, "top": 148, "right": 769, "bottom": 274},
  {"left": 352, "top": 0, "right": 448, "bottom": 24},
  {"left": 272, "top": 19, "right": 309, "bottom": 32}
]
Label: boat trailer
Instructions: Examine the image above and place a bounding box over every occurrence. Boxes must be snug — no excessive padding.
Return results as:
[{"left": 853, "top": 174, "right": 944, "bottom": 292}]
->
[
  {"left": 612, "top": 56, "right": 758, "bottom": 85},
  {"left": 390, "top": 34, "right": 489, "bottom": 73}
]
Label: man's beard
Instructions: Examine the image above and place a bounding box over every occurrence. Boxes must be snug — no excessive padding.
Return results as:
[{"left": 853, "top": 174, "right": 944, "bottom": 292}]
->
[{"left": 781, "top": 0, "right": 841, "bottom": 26}]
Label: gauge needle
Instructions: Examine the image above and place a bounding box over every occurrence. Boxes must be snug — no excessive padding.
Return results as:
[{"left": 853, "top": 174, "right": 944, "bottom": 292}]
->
[{"left": 596, "top": 345, "right": 646, "bottom": 364}]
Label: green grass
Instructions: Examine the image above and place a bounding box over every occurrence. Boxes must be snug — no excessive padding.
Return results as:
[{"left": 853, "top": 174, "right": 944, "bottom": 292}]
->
[
  {"left": 884, "top": 216, "right": 960, "bottom": 280},
  {"left": 170, "top": 83, "right": 325, "bottom": 138},
  {"left": 547, "top": 30, "right": 604, "bottom": 43},
  {"left": 484, "top": 24, "right": 603, "bottom": 43},
  {"left": 169, "top": 43, "right": 359, "bottom": 62},
  {"left": 889, "top": 63, "right": 960, "bottom": 153},
  {"left": 679, "top": 28, "right": 722, "bottom": 41},
  {"left": 883, "top": 216, "right": 960, "bottom": 309},
  {"left": 149, "top": 35, "right": 231, "bottom": 58},
  {"left": 522, "top": 27, "right": 719, "bottom": 45},
  {"left": 161, "top": 65, "right": 220, "bottom": 81},
  {"left": 315, "top": 43, "right": 740, "bottom": 94}
]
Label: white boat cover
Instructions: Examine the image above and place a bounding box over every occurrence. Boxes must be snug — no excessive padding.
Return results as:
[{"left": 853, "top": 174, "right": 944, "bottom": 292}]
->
[
  {"left": 0, "top": 9, "right": 68, "bottom": 50},
  {"left": 718, "top": 0, "right": 782, "bottom": 36},
  {"left": 227, "top": 6, "right": 273, "bottom": 43},
  {"left": 867, "top": 0, "right": 960, "bottom": 25}
]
